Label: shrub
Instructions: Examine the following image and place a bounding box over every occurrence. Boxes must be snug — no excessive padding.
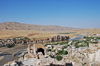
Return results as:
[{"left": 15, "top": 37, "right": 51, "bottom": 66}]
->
[
  {"left": 7, "top": 44, "right": 14, "bottom": 48},
  {"left": 82, "top": 62, "right": 86, "bottom": 66},
  {"left": 64, "top": 51, "right": 68, "bottom": 54},
  {"left": 57, "top": 50, "right": 68, "bottom": 55},
  {"left": 52, "top": 49, "right": 55, "bottom": 52},
  {"left": 56, "top": 55, "right": 62, "bottom": 61},
  {"left": 57, "top": 50, "right": 62, "bottom": 55},
  {"left": 49, "top": 54, "right": 54, "bottom": 58},
  {"left": 24, "top": 37, "right": 30, "bottom": 40},
  {"left": 63, "top": 46, "right": 67, "bottom": 49},
  {"left": 47, "top": 49, "right": 51, "bottom": 51}
]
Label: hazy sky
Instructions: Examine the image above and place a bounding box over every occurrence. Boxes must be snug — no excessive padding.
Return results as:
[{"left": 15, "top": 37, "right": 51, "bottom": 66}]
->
[{"left": 0, "top": 0, "right": 100, "bottom": 28}]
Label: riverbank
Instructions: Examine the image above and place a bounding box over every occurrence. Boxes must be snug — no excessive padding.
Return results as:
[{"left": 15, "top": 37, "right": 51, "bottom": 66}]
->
[
  {"left": 0, "top": 56, "right": 4, "bottom": 61},
  {"left": 0, "top": 44, "right": 28, "bottom": 66},
  {"left": 0, "top": 44, "right": 28, "bottom": 51},
  {"left": 0, "top": 34, "right": 84, "bottom": 66},
  {"left": 0, "top": 34, "right": 83, "bottom": 51}
]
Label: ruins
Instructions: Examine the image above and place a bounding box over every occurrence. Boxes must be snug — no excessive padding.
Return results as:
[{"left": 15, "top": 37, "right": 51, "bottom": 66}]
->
[{"left": 0, "top": 35, "right": 69, "bottom": 47}]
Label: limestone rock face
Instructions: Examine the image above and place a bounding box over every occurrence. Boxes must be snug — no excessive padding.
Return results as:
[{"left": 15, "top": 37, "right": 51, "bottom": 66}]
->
[
  {"left": 95, "top": 49, "right": 100, "bottom": 62},
  {"left": 24, "top": 53, "right": 36, "bottom": 60},
  {"left": 37, "top": 52, "right": 45, "bottom": 59},
  {"left": 88, "top": 49, "right": 100, "bottom": 63}
]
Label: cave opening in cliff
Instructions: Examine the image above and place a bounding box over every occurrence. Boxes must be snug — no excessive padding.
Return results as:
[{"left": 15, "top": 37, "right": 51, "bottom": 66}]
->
[{"left": 37, "top": 48, "right": 45, "bottom": 55}]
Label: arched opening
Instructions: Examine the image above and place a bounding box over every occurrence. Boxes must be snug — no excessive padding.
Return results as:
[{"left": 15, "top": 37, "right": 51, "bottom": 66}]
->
[
  {"left": 61, "top": 37, "right": 64, "bottom": 41},
  {"left": 52, "top": 37, "right": 55, "bottom": 42},
  {"left": 47, "top": 38, "right": 49, "bottom": 40},
  {"left": 36, "top": 48, "right": 45, "bottom": 55},
  {"left": 36, "top": 40, "right": 38, "bottom": 43},
  {"left": 57, "top": 35, "right": 60, "bottom": 41}
]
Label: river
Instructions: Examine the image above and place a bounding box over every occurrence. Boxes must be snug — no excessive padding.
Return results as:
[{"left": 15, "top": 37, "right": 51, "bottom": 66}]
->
[
  {"left": 0, "top": 45, "right": 28, "bottom": 66},
  {"left": 69, "top": 35, "right": 84, "bottom": 41},
  {"left": 0, "top": 35, "right": 84, "bottom": 66}
]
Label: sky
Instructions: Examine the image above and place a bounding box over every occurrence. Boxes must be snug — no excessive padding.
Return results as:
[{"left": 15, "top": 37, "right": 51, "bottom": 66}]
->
[{"left": 0, "top": 0, "right": 100, "bottom": 28}]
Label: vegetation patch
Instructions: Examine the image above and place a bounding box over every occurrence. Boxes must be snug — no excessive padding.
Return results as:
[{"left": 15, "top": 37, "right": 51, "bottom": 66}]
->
[
  {"left": 57, "top": 49, "right": 68, "bottom": 55},
  {"left": 49, "top": 54, "right": 54, "bottom": 58},
  {"left": 59, "top": 32, "right": 75, "bottom": 34},
  {"left": 47, "top": 49, "right": 51, "bottom": 51},
  {"left": 7, "top": 44, "right": 14, "bottom": 48},
  {"left": 56, "top": 55, "right": 62, "bottom": 61}
]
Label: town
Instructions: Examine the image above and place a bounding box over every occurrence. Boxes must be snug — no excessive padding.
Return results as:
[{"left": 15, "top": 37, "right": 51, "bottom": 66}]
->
[
  {"left": 0, "top": 35, "right": 69, "bottom": 48},
  {"left": 0, "top": 0, "right": 100, "bottom": 66},
  {"left": 3, "top": 34, "right": 100, "bottom": 66}
]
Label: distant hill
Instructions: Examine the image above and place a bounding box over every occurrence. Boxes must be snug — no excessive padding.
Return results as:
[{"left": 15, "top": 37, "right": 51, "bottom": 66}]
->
[
  {"left": 0, "top": 22, "right": 76, "bottom": 32},
  {"left": 0, "top": 22, "right": 99, "bottom": 39}
]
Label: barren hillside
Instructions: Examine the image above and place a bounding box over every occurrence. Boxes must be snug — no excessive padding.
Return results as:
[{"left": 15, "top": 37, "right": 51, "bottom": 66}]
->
[
  {"left": 1, "top": 22, "right": 99, "bottom": 40},
  {"left": 0, "top": 22, "right": 75, "bottom": 32},
  {"left": 0, "top": 22, "right": 76, "bottom": 39}
]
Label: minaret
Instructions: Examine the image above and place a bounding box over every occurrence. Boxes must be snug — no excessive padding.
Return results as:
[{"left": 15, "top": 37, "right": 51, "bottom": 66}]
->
[
  {"left": 33, "top": 44, "right": 36, "bottom": 55},
  {"left": 28, "top": 44, "right": 31, "bottom": 53}
]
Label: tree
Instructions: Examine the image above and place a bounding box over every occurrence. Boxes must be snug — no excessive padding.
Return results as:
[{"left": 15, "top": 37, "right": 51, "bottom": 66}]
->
[
  {"left": 7, "top": 44, "right": 14, "bottom": 48},
  {"left": 57, "top": 49, "right": 68, "bottom": 55},
  {"left": 63, "top": 46, "right": 67, "bottom": 49},
  {"left": 64, "top": 51, "right": 68, "bottom": 54},
  {"left": 56, "top": 55, "right": 62, "bottom": 61},
  {"left": 57, "top": 50, "right": 62, "bottom": 55},
  {"left": 47, "top": 49, "right": 51, "bottom": 51},
  {"left": 74, "top": 43, "right": 79, "bottom": 48},
  {"left": 87, "top": 43, "right": 89, "bottom": 47},
  {"left": 52, "top": 46, "right": 54, "bottom": 49}
]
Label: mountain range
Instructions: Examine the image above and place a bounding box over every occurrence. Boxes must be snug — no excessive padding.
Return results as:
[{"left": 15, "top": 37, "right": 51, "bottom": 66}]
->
[{"left": 0, "top": 22, "right": 76, "bottom": 32}]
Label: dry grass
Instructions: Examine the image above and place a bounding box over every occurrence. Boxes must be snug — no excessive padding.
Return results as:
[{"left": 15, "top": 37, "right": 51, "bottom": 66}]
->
[
  {"left": 0, "top": 30, "right": 58, "bottom": 39},
  {"left": 66, "top": 28, "right": 100, "bottom": 36},
  {"left": 0, "top": 30, "right": 34, "bottom": 39},
  {"left": 0, "top": 28, "right": 100, "bottom": 39},
  {"left": 35, "top": 44, "right": 46, "bottom": 49}
]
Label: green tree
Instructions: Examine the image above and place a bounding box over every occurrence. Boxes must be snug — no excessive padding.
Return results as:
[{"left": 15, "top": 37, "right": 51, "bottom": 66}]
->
[
  {"left": 64, "top": 51, "right": 68, "bottom": 54},
  {"left": 7, "top": 44, "right": 14, "bottom": 48},
  {"left": 47, "top": 49, "right": 51, "bottom": 51},
  {"left": 52, "top": 46, "right": 54, "bottom": 49},
  {"left": 49, "top": 54, "right": 54, "bottom": 58},
  {"left": 57, "top": 50, "right": 62, "bottom": 55},
  {"left": 63, "top": 46, "right": 67, "bottom": 49}
]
